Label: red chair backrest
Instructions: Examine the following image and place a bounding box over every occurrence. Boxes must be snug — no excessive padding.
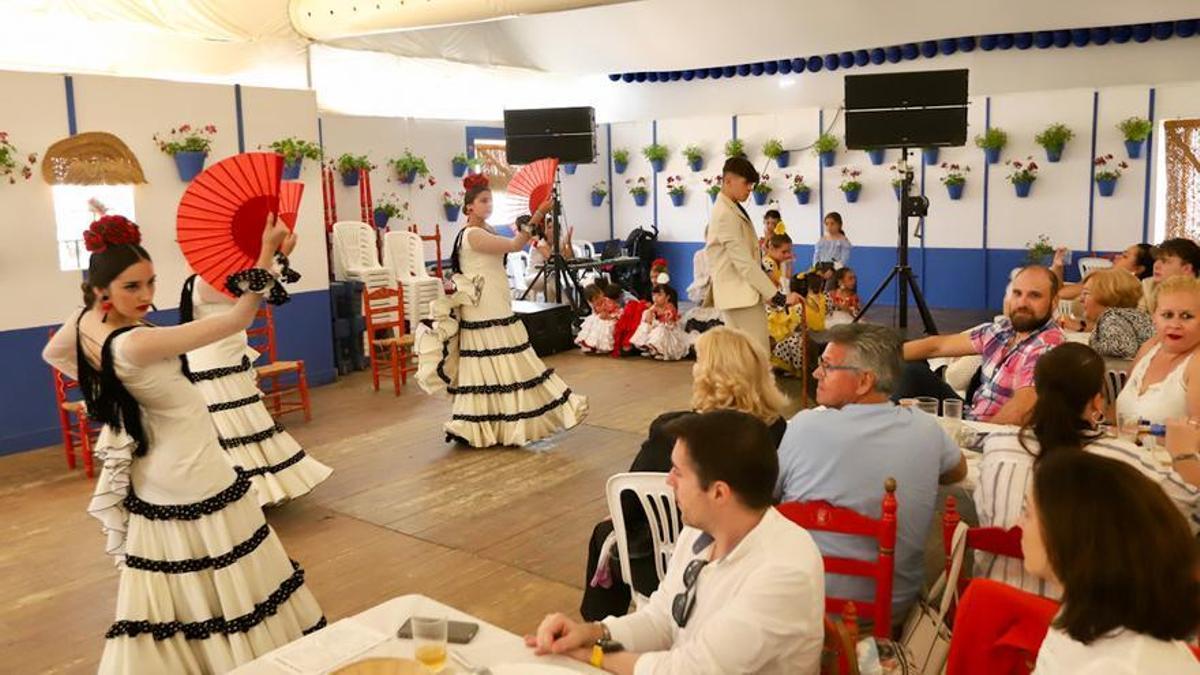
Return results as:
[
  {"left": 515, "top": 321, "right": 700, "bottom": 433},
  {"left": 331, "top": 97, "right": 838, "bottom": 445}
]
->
[
  {"left": 408, "top": 223, "right": 444, "bottom": 278},
  {"left": 245, "top": 306, "right": 278, "bottom": 364},
  {"left": 777, "top": 477, "right": 898, "bottom": 637},
  {"left": 946, "top": 578, "right": 1059, "bottom": 675},
  {"left": 943, "top": 495, "right": 1024, "bottom": 591},
  {"left": 362, "top": 285, "right": 406, "bottom": 335}
]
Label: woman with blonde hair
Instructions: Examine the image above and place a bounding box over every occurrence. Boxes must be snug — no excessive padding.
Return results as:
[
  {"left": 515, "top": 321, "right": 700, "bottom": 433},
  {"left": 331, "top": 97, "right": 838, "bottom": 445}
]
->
[
  {"left": 580, "top": 326, "right": 790, "bottom": 619},
  {"left": 1058, "top": 267, "right": 1154, "bottom": 359},
  {"left": 1117, "top": 274, "right": 1200, "bottom": 425}
]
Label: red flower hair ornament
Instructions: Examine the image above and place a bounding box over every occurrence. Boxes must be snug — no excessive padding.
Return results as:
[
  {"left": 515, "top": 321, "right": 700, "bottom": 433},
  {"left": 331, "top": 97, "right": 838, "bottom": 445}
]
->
[
  {"left": 83, "top": 215, "right": 142, "bottom": 254},
  {"left": 462, "top": 174, "right": 490, "bottom": 191}
]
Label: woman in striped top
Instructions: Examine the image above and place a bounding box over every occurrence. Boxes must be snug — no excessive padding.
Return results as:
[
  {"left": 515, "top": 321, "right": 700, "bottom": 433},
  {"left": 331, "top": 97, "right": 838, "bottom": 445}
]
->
[{"left": 975, "top": 342, "right": 1199, "bottom": 598}]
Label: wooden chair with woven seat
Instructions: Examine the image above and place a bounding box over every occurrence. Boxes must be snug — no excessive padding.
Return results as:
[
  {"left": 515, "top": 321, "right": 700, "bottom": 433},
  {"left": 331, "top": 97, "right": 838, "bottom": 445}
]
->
[
  {"left": 362, "top": 285, "right": 416, "bottom": 396},
  {"left": 47, "top": 339, "right": 100, "bottom": 478},
  {"left": 246, "top": 306, "right": 312, "bottom": 422},
  {"left": 821, "top": 602, "right": 861, "bottom": 675}
]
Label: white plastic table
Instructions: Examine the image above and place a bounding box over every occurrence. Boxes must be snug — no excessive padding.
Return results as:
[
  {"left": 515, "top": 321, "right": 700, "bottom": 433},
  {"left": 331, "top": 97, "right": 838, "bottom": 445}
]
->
[{"left": 232, "top": 594, "right": 604, "bottom": 674}]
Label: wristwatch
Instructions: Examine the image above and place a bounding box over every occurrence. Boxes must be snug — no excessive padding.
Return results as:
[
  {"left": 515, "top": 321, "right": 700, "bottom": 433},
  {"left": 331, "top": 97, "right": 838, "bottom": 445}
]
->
[{"left": 590, "top": 623, "right": 624, "bottom": 667}]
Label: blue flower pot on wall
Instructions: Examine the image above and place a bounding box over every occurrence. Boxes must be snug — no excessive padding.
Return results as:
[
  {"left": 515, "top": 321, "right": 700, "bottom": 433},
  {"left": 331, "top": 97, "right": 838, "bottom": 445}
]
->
[
  {"left": 1125, "top": 139, "right": 1144, "bottom": 159},
  {"left": 753, "top": 191, "right": 769, "bottom": 206},
  {"left": 669, "top": 193, "right": 685, "bottom": 207},
  {"left": 795, "top": 190, "right": 811, "bottom": 205},
  {"left": 1014, "top": 181, "right": 1033, "bottom": 198},
  {"left": 563, "top": 163, "right": 578, "bottom": 175},
  {"left": 373, "top": 208, "right": 390, "bottom": 228},
  {"left": 173, "top": 151, "right": 207, "bottom": 182},
  {"left": 650, "top": 158, "right": 665, "bottom": 173},
  {"left": 341, "top": 169, "right": 360, "bottom": 186},
  {"left": 688, "top": 157, "right": 704, "bottom": 172},
  {"left": 893, "top": 185, "right": 902, "bottom": 200},
  {"left": 282, "top": 159, "right": 302, "bottom": 180},
  {"left": 1096, "top": 178, "right": 1117, "bottom": 197},
  {"left": 819, "top": 151, "right": 836, "bottom": 167},
  {"left": 591, "top": 192, "right": 605, "bottom": 206},
  {"left": 633, "top": 192, "right": 648, "bottom": 206},
  {"left": 614, "top": 160, "right": 628, "bottom": 174},
  {"left": 444, "top": 204, "right": 461, "bottom": 221},
  {"left": 984, "top": 147, "right": 1002, "bottom": 164},
  {"left": 1044, "top": 146, "right": 1063, "bottom": 163},
  {"left": 843, "top": 188, "right": 861, "bottom": 203},
  {"left": 399, "top": 169, "right": 418, "bottom": 184},
  {"left": 708, "top": 192, "right": 718, "bottom": 203},
  {"left": 867, "top": 148, "right": 885, "bottom": 165},
  {"left": 947, "top": 182, "right": 965, "bottom": 200},
  {"left": 774, "top": 151, "right": 790, "bottom": 169},
  {"left": 922, "top": 147, "right": 939, "bottom": 165},
  {"left": 451, "top": 159, "right": 468, "bottom": 177}
]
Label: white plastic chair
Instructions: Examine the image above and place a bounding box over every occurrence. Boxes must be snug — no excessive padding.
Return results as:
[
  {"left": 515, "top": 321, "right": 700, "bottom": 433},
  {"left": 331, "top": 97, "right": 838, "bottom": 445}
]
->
[
  {"left": 574, "top": 240, "right": 596, "bottom": 259},
  {"left": 383, "top": 231, "right": 441, "bottom": 325},
  {"left": 332, "top": 221, "right": 392, "bottom": 289},
  {"left": 1078, "top": 256, "right": 1113, "bottom": 279},
  {"left": 606, "top": 472, "right": 684, "bottom": 609},
  {"left": 1104, "top": 368, "right": 1129, "bottom": 409}
]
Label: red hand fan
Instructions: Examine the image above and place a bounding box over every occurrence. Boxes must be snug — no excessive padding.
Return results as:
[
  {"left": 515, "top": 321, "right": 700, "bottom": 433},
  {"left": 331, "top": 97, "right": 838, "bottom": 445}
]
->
[
  {"left": 507, "top": 157, "right": 559, "bottom": 214},
  {"left": 176, "top": 152, "right": 287, "bottom": 296},
  {"left": 278, "top": 180, "right": 304, "bottom": 228}
]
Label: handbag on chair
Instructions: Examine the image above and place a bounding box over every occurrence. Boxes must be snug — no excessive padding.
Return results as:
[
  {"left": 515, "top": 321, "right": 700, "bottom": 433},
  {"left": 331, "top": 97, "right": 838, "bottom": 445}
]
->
[{"left": 900, "top": 520, "right": 967, "bottom": 673}]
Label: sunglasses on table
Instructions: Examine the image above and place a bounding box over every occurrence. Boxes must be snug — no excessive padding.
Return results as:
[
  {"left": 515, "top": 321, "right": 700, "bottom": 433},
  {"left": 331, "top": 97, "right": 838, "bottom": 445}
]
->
[{"left": 671, "top": 559, "right": 709, "bottom": 628}]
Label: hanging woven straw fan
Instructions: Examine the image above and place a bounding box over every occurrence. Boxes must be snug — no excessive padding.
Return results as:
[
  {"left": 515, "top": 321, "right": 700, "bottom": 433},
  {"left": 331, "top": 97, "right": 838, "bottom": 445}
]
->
[
  {"left": 176, "top": 152, "right": 289, "bottom": 296},
  {"left": 278, "top": 181, "right": 305, "bottom": 228},
  {"left": 506, "top": 157, "right": 559, "bottom": 214},
  {"left": 41, "top": 132, "right": 146, "bottom": 185}
]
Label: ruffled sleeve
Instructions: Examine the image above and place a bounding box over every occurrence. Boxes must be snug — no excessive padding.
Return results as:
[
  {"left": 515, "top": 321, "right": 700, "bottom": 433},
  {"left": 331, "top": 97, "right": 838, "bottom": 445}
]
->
[
  {"left": 86, "top": 426, "right": 138, "bottom": 566},
  {"left": 414, "top": 274, "right": 484, "bottom": 396}
]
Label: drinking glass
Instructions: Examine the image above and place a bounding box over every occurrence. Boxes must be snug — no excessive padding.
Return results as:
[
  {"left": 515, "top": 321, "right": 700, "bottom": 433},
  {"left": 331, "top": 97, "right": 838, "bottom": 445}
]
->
[
  {"left": 916, "top": 397, "right": 939, "bottom": 416},
  {"left": 1116, "top": 412, "right": 1140, "bottom": 443},
  {"left": 942, "top": 399, "right": 963, "bottom": 420},
  {"left": 897, "top": 398, "right": 917, "bottom": 408},
  {"left": 412, "top": 617, "right": 448, "bottom": 672}
]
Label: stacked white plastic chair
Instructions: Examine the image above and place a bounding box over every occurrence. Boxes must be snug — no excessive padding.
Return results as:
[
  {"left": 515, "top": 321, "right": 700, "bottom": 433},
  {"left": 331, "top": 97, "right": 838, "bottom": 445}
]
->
[
  {"left": 383, "top": 230, "right": 442, "bottom": 325},
  {"left": 605, "top": 472, "right": 683, "bottom": 609},
  {"left": 333, "top": 221, "right": 396, "bottom": 323}
]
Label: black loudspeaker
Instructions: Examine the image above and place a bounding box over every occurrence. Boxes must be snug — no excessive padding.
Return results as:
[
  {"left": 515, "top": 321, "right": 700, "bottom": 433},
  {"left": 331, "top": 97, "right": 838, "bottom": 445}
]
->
[
  {"left": 844, "top": 69, "right": 969, "bottom": 149},
  {"left": 504, "top": 107, "right": 597, "bottom": 164},
  {"left": 513, "top": 300, "right": 576, "bottom": 356}
]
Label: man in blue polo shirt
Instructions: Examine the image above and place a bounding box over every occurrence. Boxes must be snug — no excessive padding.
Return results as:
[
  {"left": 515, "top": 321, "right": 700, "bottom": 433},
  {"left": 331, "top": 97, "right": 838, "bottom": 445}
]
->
[{"left": 775, "top": 322, "right": 966, "bottom": 625}]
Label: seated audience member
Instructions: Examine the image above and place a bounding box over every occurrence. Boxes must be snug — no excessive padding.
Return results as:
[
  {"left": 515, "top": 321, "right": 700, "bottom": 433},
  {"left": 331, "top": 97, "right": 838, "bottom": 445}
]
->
[
  {"left": 1022, "top": 451, "right": 1200, "bottom": 673},
  {"left": 533, "top": 410, "right": 825, "bottom": 675},
  {"left": 759, "top": 208, "right": 782, "bottom": 247},
  {"left": 525, "top": 221, "right": 576, "bottom": 299},
  {"left": 977, "top": 343, "right": 1200, "bottom": 598},
  {"left": 776, "top": 323, "right": 966, "bottom": 623},
  {"left": 892, "top": 265, "right": 1065, "bottom": 423},
  {"left": 770, "top": 271, "right": 828, "bottom": 380},
  {"left": 1141, "top": 237, "right": 1200, "bottom": 315},
  {"left": 827, "top": 267, "right": 860, "bottom": 324},
  {"left": 1053, "top": 242, "right": 1154, "bottom": 301},
  {"left": 1117, "top": 275, "right": 1200, "bottom": 425},
  {"left": 1058, "top": 268, "right": 1154, "bottom": 359},
  {"left": 761, "top": 228, "right": 793, "bottom": 290},
  {"left": 581, "top": 327, "right": 789, "bottom": 620},
  {"left": 813, "top": 211, "right": 851, "bottom": 267}
]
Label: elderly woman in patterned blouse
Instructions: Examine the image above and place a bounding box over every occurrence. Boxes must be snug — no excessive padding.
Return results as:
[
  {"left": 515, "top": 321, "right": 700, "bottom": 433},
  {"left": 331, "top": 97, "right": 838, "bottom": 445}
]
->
[{"left": 1058, "top": 267, "right": 1154, "bottom": 359}]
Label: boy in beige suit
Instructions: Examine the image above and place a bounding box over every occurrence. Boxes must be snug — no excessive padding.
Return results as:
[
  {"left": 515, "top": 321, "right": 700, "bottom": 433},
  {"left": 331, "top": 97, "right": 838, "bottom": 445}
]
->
[{"left": 704, "top": 156, "right": 797, "bottom": 349}]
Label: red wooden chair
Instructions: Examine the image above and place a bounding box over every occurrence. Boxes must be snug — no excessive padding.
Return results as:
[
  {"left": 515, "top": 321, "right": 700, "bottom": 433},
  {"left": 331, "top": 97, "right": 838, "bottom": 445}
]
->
[
  {"left": 362, "top": 285, "right": 416, "bottom": 395},
  {"left": 945, "top": 579, "right": 1058, "bottom": 675},
  {"left": 408, "top": 223, "right": 444, "bottom": 278},
  {"left": 247, "top": 306, "right": 313, "bottom": 422},
  {"left": 47, "top": 336, "right": 100, "bottom": 477},
  {"left": 942, "top": 495, "right": 1024, "bottom": 593},
  {"left": 821, "top": 603, "right": 860, "bottom": 675},
  {"left": 777, "top": 477, "right": 898, "bottom": 638}
]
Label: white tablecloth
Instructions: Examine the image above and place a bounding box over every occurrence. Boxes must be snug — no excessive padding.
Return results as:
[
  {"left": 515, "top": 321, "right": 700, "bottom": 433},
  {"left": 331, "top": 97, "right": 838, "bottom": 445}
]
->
[{"left": 232, "top": 594, "right": 604, "bottom": 675}]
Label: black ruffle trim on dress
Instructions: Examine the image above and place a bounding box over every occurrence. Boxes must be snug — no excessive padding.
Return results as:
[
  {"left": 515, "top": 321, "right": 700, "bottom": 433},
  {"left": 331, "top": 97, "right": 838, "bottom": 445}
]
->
[
  {"left": 448, "top": 368, "right": 555, "bottom": 395},
  {"left": 124, "top": 469, "right": 251, "bottom": 521},
  {"left": 303, "top": 616, "right": 327, "bottom": 635},
  {"left": 241, "top": 450, "right": 308, "bottom": 478},
  {"left": 451, "top": 388, "right": 574, "bottom": 423},
  {"left": 186, "top": 356, "right": 254, "bottom": 383},
  {"left": 219, "top": 422, "right": 285, "bottom": 450},
  {"left": 207, "top": 393, "right": 262, "bottom": 413},
  {"left": 124, "top": 524, "right": 271, "bottom": 574},
  {"left": 104, "top": 560, "right": 310, "bottom": 641},
  {"left": 460, "top": 342, "right": 531, "bottom": 358},
  {"left": 459, "top": 314, "right": 521, "bottom": 330}
]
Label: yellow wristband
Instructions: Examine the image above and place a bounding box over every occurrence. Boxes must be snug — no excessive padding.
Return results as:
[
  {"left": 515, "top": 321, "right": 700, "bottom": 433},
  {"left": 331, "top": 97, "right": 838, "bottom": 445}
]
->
[{"left": 590, "top": 644, "right": 604, "bottom": 668}]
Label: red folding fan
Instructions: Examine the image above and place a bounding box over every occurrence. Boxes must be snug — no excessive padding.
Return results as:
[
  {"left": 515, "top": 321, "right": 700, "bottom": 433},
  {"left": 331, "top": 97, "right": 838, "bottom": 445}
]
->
[
  {"left": 278, "top": 180, "right": 304, "bottom": 228},
  {"left": 176, "top": 152, "right": 287, "bottom": 296},
  {"left": 507, "top": 157, "right": 559, "bottom": 214}
]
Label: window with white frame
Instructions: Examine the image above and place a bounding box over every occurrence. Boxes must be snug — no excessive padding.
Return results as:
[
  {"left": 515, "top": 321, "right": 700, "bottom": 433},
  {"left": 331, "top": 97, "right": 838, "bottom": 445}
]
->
[{"left": 52, "top": 184, "right": 137, "bottom": 271}]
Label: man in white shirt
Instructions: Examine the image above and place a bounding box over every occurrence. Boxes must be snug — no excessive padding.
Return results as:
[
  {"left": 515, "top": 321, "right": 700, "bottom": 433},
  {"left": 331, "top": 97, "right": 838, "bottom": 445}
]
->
[{"left": 527, "top": 410, "right": 825, "bottom": 675}]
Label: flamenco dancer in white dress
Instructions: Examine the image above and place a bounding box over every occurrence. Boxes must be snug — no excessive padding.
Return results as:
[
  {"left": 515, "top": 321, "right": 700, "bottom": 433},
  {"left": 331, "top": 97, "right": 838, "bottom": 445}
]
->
[
  {"left": 416, "top": 174, "right": 588, "bottom": 447},
  {"left": 43, "top": 215, "right": 324, "bottom": 674},
  {"left": 178, "top": 232, "right": 331, "bottom": 507}
]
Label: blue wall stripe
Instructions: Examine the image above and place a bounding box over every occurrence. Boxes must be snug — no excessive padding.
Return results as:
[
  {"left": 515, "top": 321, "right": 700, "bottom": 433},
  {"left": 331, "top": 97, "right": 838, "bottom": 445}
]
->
[
  {"left": 317, "top": 117, "right": 324, "bottom": 152},
  {"left": 464, "top": 125, "right": 505, "bottom": 160},
  {"left": 606, "top": 123, "right": 615, "bottom": 240},
  {"left": 919, "top": 151, "right": 927, "bottom": 295},
  {"left": 234, "top": 84, "right": 245, "bottom": 153},
  {"left": 651, "top": 120, "right": 659, "bottom": 231},
  {"left": 982, "top": 96, "right": 992, "bottom": 308},
  {"left": 1142, "top": 87, "right": 1156, "bottom": 243},
  {"left": 63, "top": 75, "right": 77, "bottom": 136},
  {"left": 1086, "top": 90, "right": 1099, "bottom": 251},
  {"left": 731, "top": 114, "right": 738, "bottom": 140},
  {"left": 818, "top": 109, "right": 825, "bottom": 231}
]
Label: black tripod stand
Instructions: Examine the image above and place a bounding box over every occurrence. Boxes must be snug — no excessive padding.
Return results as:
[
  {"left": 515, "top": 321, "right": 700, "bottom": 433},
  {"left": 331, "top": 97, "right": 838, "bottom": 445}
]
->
[
  {"left": 855, "top": 148, "right": 939, "bottom": 335},
  {"left": 520, "top": 169, "right": 586, "bottom": 312}
]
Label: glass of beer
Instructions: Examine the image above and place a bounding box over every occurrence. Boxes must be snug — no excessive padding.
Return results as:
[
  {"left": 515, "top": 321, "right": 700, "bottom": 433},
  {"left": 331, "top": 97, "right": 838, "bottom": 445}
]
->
[{"left": 412, "top": 617, "right": 448, "bottom": 672}]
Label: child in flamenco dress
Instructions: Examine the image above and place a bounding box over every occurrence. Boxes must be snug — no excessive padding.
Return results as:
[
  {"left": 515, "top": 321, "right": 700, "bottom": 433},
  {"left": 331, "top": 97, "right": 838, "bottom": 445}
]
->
[
  {"left": 630, "top": 281, "right": 690, "bottom": 361},
  {"left": 576, "top": 283, "right": 622, "bottom": 354}
]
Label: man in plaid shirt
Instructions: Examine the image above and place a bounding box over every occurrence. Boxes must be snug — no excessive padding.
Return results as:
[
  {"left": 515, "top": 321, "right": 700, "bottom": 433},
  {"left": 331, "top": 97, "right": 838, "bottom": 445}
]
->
[{"left": 892, "top": 266, "right": 1065, "bottom": 424}]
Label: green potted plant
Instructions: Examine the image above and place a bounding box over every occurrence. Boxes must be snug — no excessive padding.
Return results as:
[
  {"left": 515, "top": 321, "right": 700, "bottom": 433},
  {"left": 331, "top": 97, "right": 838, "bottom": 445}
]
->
[
  {"left": 389, "top": 149, "right": 429, "bottom": 184},
  {"left": 268, "top": 137, "right": 321, "bottom": 179},
  {"left": 683, "top": 144, "right": 704, "bottom": 172},
  {"left": 940, "top": 162, "right": 970, "bottom": 200},
  {"left": 763, "top": 138, "right": 789, "bottom": 168},
  {"left": 1093, "top": 153, "right": 1129, "bottom": 197},
  {"left": 626, "top": 176, "right": 649, "bottom": 206},
  {"left": 751, "top": 173, "right": 773, "bottom": 205},
  {"left": 785, "top": 173, "right": 811, "bottom": 205},
  {"left": 839, "top": 167, "right": 862, "bottom": 202},
  {"left": 1118, "top": 116, "right": 1153, "bottom": 159},
  {"left": 815, "top": 133, "right": 839, "bottom": 167},
  {"left": 450, "top": 152, "right": 475, "bottom": 177},
  {"left": 153, "top": 123, "right": 217, "bottom": 181},
  {"left": 724, "top": 138, "right": 746, "bottom": 158},
  {"left": 335, "top": 153, "right": 373, "bottom": 186},
  {"left": 373, "top": 193, "right": 407, "bottom": 229},
  {"left": 0, "top": 131, "right": 37, "bottom": 184},
  {"left": 1034, "top": 123, "right": 1074, "bottom": 163},
  {"left": 866, "top": 146, "right": 885, "bottom": 165},
  {"left": 590, "top": 180, "right": 608, "bottom": 206},
  {"left": 666, "top": 175, "right": 687, "bottom": 206},
  {"left": 1025, "top": 234, "right": 1055, "bottom": 266},
  {"left": 643, "top": 143, "right": 669, "bottom": 172},
  {"left": 613, "top": 148, "right": 630, "bottom": 174},
  {"left": 1004, "top": 156, "right": 1039, "bottom": 198},
  {"left": 975, "top": 127, "right": 1008, "bottom": 164},
  {"left": 703, "top": 174, "right": 722, "bottom": 202}
]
